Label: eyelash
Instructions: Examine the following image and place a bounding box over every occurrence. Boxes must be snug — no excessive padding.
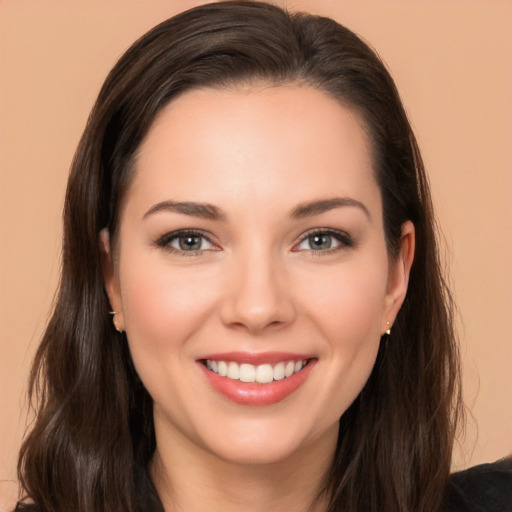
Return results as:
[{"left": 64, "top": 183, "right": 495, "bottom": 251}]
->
[
  {"left": 293, "top": 228, "right": 354, "bottom": 254},
  {"left": 155, "top": 229, "right": 217, "bottom": 256},
  {"left": 154, "top": 228, "right": 354, "bottom": 256}
]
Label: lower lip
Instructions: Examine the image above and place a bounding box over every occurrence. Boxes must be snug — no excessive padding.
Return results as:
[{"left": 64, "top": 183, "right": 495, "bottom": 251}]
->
[{"left": 198, "top": 360, "right": 316, "bottom": 406}]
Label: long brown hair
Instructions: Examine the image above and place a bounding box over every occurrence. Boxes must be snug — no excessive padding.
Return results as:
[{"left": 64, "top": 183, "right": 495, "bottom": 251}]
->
[{"left": 17, "top": 2, "right": 463, "bottom": 511}]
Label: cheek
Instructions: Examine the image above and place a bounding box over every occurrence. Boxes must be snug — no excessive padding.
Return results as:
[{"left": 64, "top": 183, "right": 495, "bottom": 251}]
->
[
  {"left": 298, "top": 255, "right": 387, "bottom": 392},
  {"left": 116, "top": 254, "right": 221, "bottom": 411},
  {"left": 298, "top": 260, "right": 387, "bottom": 420},
  {"left": 296, "top": 256, "right": 388, "bottom": 346},
  {"left": 118, "top": 253, "right": 219, "bottom": 356}
]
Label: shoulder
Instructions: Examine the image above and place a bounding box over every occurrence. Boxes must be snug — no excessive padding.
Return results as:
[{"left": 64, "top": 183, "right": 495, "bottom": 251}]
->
[{"left": 444, "top": 457, "right": 512, "bottom": 512}]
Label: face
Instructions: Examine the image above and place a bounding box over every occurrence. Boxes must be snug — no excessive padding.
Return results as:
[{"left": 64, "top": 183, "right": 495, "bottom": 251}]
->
[{"left": 103, "top": 85, "right": 414, "bottom": 467}]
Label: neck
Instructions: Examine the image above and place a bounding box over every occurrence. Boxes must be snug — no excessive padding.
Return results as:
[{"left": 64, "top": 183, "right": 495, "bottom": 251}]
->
[{"left": 150, "top": 423, "right": 336, "bottom": 512}]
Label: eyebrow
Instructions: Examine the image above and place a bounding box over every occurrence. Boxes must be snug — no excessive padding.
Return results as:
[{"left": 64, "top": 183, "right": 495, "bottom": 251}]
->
[
  {"left": 143, "top": 201, "right": 226, "bottom": 221},
  {"left": 142, "top": 196, "right": 370, "bottom": 222},
  {"left": 290, "top": 197, "right": 371, "bottom": 220}
]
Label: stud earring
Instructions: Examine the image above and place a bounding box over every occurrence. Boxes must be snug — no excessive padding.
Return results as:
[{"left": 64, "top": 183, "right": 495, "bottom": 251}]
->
[
  {"left": 109, "top": 311, "right": 123, "bottom": 333},
  {"left": 385, "top": 321, "right": 391, "bottom": 336}
]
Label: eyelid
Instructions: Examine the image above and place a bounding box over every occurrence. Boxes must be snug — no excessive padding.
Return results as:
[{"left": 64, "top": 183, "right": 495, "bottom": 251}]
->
[
  {"left": 154, "top": 227, "right": 353, "bottom": 255},
  {"left": 155, "top": 229, "right": 220, "bottom": 254},
  {"left": 292, "top": 227, "right": 354, "bottom": 253}
]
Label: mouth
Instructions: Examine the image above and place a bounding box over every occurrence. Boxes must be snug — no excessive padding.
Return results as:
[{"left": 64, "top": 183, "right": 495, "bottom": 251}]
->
[
  {"left": 203, "top": 358, "right": 310, "bottom": 384},
  {"left": 197, "top": 352, "right": 316, "bottom": 406}
]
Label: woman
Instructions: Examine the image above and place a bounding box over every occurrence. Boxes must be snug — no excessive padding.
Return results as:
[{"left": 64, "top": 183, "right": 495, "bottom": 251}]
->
[{"left": 14, "top": 2, "right": 511, "bottom": 511}]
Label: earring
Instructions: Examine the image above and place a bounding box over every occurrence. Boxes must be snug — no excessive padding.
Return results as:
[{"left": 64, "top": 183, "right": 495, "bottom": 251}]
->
[
  {"left": 109, "top": 311, "right": 123, "bottom": 333},
  {"left": 385, "top": 321, "right": 391, "bottom": 336}
]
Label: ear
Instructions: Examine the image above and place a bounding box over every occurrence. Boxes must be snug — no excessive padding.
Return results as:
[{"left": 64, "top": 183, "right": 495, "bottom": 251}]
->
[
  {"left": 381, "top": 221, "right": 415, "bottom": 334},
  {"left": 99, "top": 228, "right": 125, "bottom": 332}
]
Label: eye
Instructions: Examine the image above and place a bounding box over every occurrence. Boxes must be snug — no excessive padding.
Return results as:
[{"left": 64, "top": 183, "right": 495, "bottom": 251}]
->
[
  {"left": 294, "top": 229, "right": 353, "bottom": 252},
  {"left": 155, "top": 230, "right": 216, "bottom": 254}
]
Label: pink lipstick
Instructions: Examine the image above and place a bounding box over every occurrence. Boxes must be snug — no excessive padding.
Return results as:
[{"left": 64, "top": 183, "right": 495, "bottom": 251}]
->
[{"left": 197, "top": 352, "right": 316, "bottom": 406}]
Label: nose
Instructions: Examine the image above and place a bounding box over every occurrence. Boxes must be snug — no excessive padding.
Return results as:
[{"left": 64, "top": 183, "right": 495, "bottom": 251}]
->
[{"left": 220, "top": 249, "right": 296, "bottom": 334}]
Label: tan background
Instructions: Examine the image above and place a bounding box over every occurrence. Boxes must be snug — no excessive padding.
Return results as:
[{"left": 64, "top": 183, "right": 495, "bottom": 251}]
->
[{"left": 1, "top": 0, "right": 511, "bottom": 506}]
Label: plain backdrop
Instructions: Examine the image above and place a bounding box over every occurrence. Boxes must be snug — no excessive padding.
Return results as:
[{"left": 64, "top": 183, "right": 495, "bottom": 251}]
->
[{"left": 1, "top": 0, "right": 511, "bottom": 507}]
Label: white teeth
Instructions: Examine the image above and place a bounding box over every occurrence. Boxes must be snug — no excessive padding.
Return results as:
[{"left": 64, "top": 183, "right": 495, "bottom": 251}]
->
[
  {"left": 206, "top": 358, "right": 308, "bottom": 383},
  {"left": 218, "top": 361, "right": 228, "bottom": 377},
  {"left": 227, "top": 361, "right": 239, "bottom": 379},
  {"left": 255, "top": 364, "right": 273, "bottom": 384},
  {"left": 273, "top": 362, "right": 285, "bottom": 381},
  {"left": 239, "top": 363, "right": 256, "bottom": 383}
]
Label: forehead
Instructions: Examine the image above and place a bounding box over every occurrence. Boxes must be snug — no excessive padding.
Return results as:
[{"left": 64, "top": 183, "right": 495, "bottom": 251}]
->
[{"left": 128, "top": 84, "right": 379, "bottom": 218}]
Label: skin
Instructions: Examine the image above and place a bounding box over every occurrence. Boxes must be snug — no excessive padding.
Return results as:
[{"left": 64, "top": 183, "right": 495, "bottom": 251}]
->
[{"left": 102, "top": 84, "right": 414, "bottom": 512}]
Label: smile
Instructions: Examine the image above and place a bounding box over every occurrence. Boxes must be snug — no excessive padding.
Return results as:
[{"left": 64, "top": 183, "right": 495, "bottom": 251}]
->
[
  {"left": 198, "top": 352, "right": 316, "bottom": 406},
  {"left": 205, "top": 359, "right": 307, "bottom": 384}
]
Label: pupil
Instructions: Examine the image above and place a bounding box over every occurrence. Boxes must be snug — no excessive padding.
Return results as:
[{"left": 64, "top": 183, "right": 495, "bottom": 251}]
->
[
  {"left": 179, "top": 235, "right": 201, "bottom": 250},
  {"left": 310, "top": 234, "right": 331, "bottom": 250}
]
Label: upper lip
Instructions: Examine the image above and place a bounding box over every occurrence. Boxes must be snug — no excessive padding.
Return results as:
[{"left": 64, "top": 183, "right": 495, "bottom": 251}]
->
[{"left": 198, "top": 351, "right": 314, "bottom": 366}]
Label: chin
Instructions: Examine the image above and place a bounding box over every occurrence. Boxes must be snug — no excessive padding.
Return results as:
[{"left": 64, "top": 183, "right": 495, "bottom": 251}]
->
[
  {"left": 215, "top": 438, "right": 299, "bottom": 466},
  {"left": 196, "top": 416, "right": 338, "bottom": 468}
]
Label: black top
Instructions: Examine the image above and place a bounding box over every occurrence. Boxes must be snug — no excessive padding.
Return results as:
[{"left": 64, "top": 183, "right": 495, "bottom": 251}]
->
[
  {"left": 443, "top": 458, "right": 512, "bottom": 511},
  {"left": 15, "top": 458, "right": 512, "bottom": 511}
]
